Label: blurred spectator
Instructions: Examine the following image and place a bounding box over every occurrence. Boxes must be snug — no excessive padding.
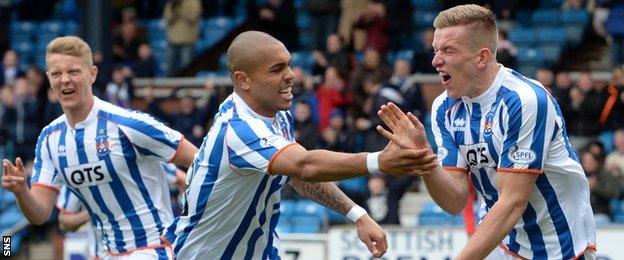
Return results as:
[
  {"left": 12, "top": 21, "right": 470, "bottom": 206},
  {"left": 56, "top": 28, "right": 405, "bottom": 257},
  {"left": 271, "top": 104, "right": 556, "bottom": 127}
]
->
[
  {"left": 348, "top": 48, "right": 392, "bottom": 119},
  {"left": 388, "top": 59, "right": 425, "bottom": 120},
  {"left": 112, "top": 22, "right": 148, "bottom": 66},
  {"left": 582, "top": 150, "right": 621, "bottom": 218},
  {"left": 43, "top": 87, "right": 63, "bottom": 126},
  {"left": 294, "top": 101, "right": 320, "bottom": 150},
  {"left": 0, "top": 85, "right": 12, "bottom": 159},
  {"left": 605, "top": 1, "right": 624, "bottom": 66},
  {"left": 356, "top": 75, "right": 406, "bottom": 152},
  {"left": 568, "top": 72, "right": 604, "bottom": 151},
  {"left": 291, "top": 66, "right": 319, "bottom": 123},
  {"left": 552, "top": 70, "right": 574, "bottom": 123},
  {"left": 0, "top": 50, "right": 25, "bottom": 86},
  {"left": 342, "top": 173, "right": 417, "bottom": 225},
  {"left": 605, "top": 128, "right": 624, "bottom": 196},
  {"left": 163, "top": 0, "right": 202, "bottom": 76},
  {"left": 0, "top": 76, "right": 42, "bottom": 162},
  {"left": 603, "top": 67, "right": 624, "bottom": 130},
  {"left": 562, "top": 0, "right": 587, "bottom": 10},
  {"left": 411, "top": 28, "right": 436, "bottom": 74},
  {"left": 256, "top": 0, "right": 299, "bottom": 50},
  {"left": 134, "top": 43, "right": 157, "bottom": 78},
  {"left": 338, "top": 0, "right": 370, "bottom": 49},
  {"left": 316, "top": 66, "right": 351, "bottom": 131},
  {"left": 92, "top": 50, "right": 110, "bottom": 98},
  {"left": 312, "top": 33, "right": 352, "bottom": 77},
  {"left": 320, "top": 109, "right": 354, "bottom": 152},
  {"left": 144, "top": 81, "right": 219, "bottom": 147},
  {"left": 352, "top": 1, "right": 390, "bottom": 54},
  {"left": 535, "top": 68, "right": 554, "bottom": 92},
  {"left": 497, "top": 30, "right": 518, "bottom": 70},
  {"left": 305, "top": 0, "right": 340, "bottom": 51},
  {"left": 105, "top": 66, "right": 135, "bottom": 109}
]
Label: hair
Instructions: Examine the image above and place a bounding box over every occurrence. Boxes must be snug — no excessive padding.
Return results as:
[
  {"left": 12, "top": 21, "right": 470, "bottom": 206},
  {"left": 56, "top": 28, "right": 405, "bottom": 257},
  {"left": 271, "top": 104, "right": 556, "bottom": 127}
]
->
[
  {"left": 433, "top": 4, "right": 498, "bottom": 55},
  {"left": 46, "top": 36, "right": 94, "bottom": 67}
]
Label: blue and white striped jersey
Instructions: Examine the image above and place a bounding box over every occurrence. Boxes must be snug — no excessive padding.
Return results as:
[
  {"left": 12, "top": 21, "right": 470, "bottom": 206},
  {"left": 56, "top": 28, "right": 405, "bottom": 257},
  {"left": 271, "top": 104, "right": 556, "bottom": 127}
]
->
[
  {"left": 32, "top": 97, "right": 182, "bottom": 255},
  {"left": 57, "top": 186, "right": 104, "bottom": 258},
  {"left": 163, "top": 93, "right": 293, "bottom": 259},
  {"left": 430, "top": 65, "right": 596, "bottom": 259}
]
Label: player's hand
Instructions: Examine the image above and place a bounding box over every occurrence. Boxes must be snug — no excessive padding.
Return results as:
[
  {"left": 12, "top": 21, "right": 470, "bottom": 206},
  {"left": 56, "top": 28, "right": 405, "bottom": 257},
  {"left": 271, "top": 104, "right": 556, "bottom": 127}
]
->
[
  {"left": 377, "top": 102, "right": 429, "bottom": 149},
  {"left": 355, "top": 214, "right": 387, "bottom": 258},
  {"left": 2, "top": 158, "right": 29, "bottom": 195},
  {"left": 379, "top": 142, "right": 437, "bottom": 176}
]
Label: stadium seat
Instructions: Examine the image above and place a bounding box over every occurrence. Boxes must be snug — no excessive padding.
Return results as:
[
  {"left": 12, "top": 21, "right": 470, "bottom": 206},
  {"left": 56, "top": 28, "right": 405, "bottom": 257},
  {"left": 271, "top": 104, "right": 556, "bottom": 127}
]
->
[
  {"left": 561, "top": 10, "right": 589, "bottom": 26},
  {"left": 531, "top": 9, "right": 560, "bottom": 27},
  {"left": 296, "top": 14, "right": 311, "bottom": 30},
  {"left": 280, "top": 199, "right": 297, "bottom": 218},
  {"left": 508, "top": 28, "right": 536, "bottom": 47},
  {"left": 599, "top": 131, "right": 614, "bottom": 154},
  {"left": 413, "top": 11, "right": 436, "bottom": 28},
  {"left": 206, "top": 17, "right": 233, "bottom": 30},
  {"left": 295, "top": 200, "right": 327, "bottom": 221},
  {"left": 517, "top": 47, "right": 544, "bottom": 65},
  {"left": 218, "top": 52, "right": 228, "bottom": 71},
  {"left": 338, "top": 176, "right": 368, "bottom": 192},
  {"left": 536, "top": 28, "right": 567, "bottom": 45},
  {"left": 38, "top": 20, "right": 64, "bottom": 35},
  {"left": 64, "top": 21, "right": 79, "bottom": 35},
  {"left": 290, "top": 216, "right": 323, "bottom": 233},
  {"left": 10, "top": 21, "right": 37, "bottom": 36},
  {"left": 290, "top": 51, "right": 313, "bottom": 71},
  {"left": 540, "top": 44, "right": 562, "bottom": 64},
  {"left": 147, "top": 19, "right": 167, "bottom": 33},
  {"left": 411, "top": 0, "right": 439, "bottom": 10},
  {"left": 538, "top": 0, "right": 564, "bottom": 9}
]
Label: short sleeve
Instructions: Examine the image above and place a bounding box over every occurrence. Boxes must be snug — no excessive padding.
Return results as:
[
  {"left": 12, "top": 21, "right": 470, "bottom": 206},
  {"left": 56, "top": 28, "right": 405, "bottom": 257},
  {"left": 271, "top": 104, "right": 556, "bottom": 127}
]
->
[
  {"left": 56, "top": 186, "right": 83, "bottom": 213},
  {"left": 498, "top": 88, "right": 551, "bottom": 174},
  {"left": 431, "top": 96, "right": 467, "bottom": 172},
  {"left": 31, "top": 130, "right": 62, "bottom": 192},
  {"left": 106, "top": 109, "right": 183, "bottom": 162},
  {"left": 226, "top": 118, "right": 292, "bottom": 175}
]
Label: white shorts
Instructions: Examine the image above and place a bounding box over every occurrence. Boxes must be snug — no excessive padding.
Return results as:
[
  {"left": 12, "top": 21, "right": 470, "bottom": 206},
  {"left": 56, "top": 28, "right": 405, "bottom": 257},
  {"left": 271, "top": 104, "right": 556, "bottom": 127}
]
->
[
  {"left": 103, "top": 246, "right": 172, "bottom": 260},
  {"left": 485, "top": 246, "right": 597, "bottom": 260}
]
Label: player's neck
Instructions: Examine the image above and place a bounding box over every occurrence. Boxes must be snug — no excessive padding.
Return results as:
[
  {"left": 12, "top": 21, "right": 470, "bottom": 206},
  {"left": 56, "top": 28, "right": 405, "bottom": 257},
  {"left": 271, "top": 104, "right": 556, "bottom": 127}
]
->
[
  {"left": 64, "top": 97, "right": 95, "bottom": 128},
  {"left": 469, "top": 63, "right": 500, "bottom": 98}
]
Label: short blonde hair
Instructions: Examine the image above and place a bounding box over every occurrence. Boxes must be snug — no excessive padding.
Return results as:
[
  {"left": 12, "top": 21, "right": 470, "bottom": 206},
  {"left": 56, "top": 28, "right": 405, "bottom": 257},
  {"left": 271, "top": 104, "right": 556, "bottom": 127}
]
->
[
  {"left": 433, "top": 4, "right": 498, "bottom": 54},
  {"left": 46, "top": 36, "right": 94, "bottom": 67}
]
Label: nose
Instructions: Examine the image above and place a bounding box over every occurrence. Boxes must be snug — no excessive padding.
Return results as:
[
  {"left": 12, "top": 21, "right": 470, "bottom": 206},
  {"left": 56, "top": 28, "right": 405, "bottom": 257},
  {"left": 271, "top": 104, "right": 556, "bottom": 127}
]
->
[
  {"left": 432, "top": 52, "right": 443, "bottom": 68},
  {"left": 60, "top": 72, "right": 71, "bottom": 83},
  {"left": 285, "top": 66, "right": 295, "bottom": 82}
]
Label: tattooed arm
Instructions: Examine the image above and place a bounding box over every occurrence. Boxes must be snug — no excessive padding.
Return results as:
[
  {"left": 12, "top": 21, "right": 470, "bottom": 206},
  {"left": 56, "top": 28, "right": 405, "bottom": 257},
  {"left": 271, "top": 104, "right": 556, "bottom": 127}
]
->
[
  {"left": 288, "top": 177, "right": 354, "bottom": 214},
  {"left": 288, "top": 178, "right": 388, "bottom": 257}
]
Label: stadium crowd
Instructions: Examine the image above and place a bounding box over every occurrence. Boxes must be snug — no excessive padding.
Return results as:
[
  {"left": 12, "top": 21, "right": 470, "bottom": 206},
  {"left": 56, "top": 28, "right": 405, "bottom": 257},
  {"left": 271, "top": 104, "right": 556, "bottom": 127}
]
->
[{"left": 1, "top": 0, "right": 624, "bottom": 258}]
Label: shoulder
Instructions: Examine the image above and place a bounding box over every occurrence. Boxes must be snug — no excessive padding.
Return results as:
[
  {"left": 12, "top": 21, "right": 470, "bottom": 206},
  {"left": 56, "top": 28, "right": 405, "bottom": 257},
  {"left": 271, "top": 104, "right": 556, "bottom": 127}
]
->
[
  {"left": 39, "top": 116, "right": 66, "bottom": 139},
  {"left": 97, "top": 100, "right": 160, "bottom": 126},
  {"left": 431, "top": 91, "right": 459, "bottom": 114},
  {"left": 499, "top": 69, "right": 550, "bottom": 110}
]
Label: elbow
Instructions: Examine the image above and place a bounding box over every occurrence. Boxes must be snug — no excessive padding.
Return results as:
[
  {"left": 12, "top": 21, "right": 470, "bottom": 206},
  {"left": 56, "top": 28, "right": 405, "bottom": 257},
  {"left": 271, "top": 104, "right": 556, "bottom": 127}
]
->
[
  {"left": 298, "top": 166, "right": 318, "bottom": 182},
  {"left": 29, "top": 215, "right": 50, "bottom": 226}
]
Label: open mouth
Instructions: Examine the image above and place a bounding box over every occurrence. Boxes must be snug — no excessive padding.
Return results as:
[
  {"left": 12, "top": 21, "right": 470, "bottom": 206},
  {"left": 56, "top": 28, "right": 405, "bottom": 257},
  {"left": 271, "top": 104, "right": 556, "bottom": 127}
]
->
[
  {"left": 440, "top": 72, "right": 451, "bottom": 84},
  {"left": 279, "top": 87, "right": 292, "bottom": 97},
  {"left": 61, "top": 89, "right": 75, "bottom": 95}
]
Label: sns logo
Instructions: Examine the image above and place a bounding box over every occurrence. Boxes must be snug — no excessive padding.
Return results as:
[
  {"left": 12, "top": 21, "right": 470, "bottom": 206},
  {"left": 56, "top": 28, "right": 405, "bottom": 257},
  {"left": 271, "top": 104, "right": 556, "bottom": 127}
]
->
[
  {"left": 64, "top": 161, "right": 112, "bottom": 188},
  {"left": 508, "top": 146, "right": 537, "bottom": 164}
]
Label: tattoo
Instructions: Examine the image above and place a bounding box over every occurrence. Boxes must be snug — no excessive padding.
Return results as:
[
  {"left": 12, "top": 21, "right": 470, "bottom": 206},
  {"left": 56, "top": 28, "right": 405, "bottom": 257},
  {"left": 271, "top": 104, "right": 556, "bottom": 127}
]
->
[{"left": 288, "top": 178, "right": 355, "bottom": 215}]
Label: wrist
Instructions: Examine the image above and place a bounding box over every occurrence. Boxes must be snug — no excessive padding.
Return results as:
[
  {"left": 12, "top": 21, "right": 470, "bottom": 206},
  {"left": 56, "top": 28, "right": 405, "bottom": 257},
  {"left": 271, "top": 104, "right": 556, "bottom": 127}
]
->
[
  {"left": 346, "top": 205, "right": 367, "bottom": 222},
  {"left": 366, "top": 152, "right": 383, "bottom": 175}
]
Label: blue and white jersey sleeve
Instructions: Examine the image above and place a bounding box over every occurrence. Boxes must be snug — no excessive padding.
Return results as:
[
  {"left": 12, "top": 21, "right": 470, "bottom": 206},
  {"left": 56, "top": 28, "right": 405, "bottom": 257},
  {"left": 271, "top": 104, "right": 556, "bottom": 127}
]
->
[
  {"left": 101, "top": 106, "right": 183, "bottom": 162},
  {"left": 497, "top": 81, "right": 553, "bottom": 174},
  {"left": 56, "top": 186, "right": 83, "bottom": 213},
  {"left": 431, "top": 94, "right": 467, "bottom": 172},
  {"left": 31, "top": 125, "right": 63, "bottom": 192},
  {"left": 225, "top": 117, "right": 293, "bottom": 176}
]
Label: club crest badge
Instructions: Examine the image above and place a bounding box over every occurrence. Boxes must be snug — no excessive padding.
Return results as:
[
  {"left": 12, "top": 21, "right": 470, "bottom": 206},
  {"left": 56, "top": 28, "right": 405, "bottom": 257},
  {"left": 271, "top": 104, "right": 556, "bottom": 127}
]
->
[{"left": 95, "top": 128, "right": 110, "bottom": 156}]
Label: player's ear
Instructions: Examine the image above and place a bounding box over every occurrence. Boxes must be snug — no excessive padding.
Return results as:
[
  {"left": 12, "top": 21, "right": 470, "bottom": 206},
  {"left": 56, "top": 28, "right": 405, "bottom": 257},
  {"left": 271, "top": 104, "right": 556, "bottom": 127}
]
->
[
  {"left": 476, "top": 48, "right": 491, "bottom": 69},
  {"left": 233, "top": 71, "right": 250, "bottom": 91}
]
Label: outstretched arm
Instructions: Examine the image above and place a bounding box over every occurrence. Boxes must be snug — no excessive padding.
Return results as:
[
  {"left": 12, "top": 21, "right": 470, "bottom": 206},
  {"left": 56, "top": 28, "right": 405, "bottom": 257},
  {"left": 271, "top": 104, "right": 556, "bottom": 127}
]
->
[
  {"left": 288, "top": 178, "right": 387, "bottom": 258},
  {"left": 270, "top": 142, "right": 437, "bottom": 182},
  {"left": 2, "top": 158, "right": 57, "bottom": 224}
]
